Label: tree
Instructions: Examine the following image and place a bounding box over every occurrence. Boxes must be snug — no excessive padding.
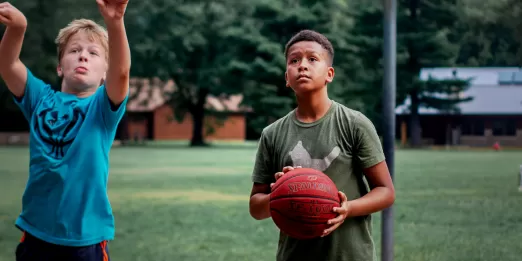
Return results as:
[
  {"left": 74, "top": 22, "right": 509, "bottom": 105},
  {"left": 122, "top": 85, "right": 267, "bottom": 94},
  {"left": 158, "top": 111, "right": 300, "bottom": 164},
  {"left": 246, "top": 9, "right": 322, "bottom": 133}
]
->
[
  {"left": 127, "top": 0, "right": 250, "bottom": 146},
  {"left": 453, "top": 0, "right": 520, "bottom": 66},
  {"left": 352, "top": 0, "right": 473, "bottom": 146},
  {"left": 492, "top": 0, "right": 522, "bottom": 65}
]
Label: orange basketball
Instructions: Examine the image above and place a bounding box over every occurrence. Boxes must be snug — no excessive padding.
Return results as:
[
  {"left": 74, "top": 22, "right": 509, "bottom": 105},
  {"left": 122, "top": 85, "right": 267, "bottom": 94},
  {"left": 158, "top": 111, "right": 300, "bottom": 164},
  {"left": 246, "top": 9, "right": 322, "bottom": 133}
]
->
[{"left": 269, "top": 168, "right": 340, "bottom": 239}]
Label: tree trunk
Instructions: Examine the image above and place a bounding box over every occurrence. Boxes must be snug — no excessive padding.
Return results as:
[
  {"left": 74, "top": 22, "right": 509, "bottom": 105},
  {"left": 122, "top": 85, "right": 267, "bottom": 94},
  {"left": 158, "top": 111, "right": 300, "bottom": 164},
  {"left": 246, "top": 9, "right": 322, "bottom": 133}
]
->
[
  {"left": 190, "top": 89, "right": 209, "bottom": 147},
  {"left": 409, "top": 90, "right": 422, "bottom": 147}
]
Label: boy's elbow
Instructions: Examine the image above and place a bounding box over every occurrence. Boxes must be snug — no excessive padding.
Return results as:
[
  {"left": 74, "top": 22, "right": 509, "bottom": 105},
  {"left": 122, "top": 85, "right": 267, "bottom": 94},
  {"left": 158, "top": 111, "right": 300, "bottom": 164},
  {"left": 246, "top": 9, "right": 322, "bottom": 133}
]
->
[
  {"left": 249, "top": 202, "right": 265, "bottom": 220},
  {"left": 249, "top": 196, "right": 270, "bottom": 220},
  {"left": 113, "top": 69, "right": 130, "bottom": 83},
  {"left": 249, "top": 208, "right": 264, "bottom": 220},
  {"left": 386, "top": 186, "right": 396, "bottom": 207}
]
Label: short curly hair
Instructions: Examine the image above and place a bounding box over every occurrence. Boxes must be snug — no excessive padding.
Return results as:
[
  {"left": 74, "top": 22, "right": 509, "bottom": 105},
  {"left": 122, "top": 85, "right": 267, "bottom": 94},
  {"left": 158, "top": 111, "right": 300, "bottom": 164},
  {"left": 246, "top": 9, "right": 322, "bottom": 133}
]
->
[{"left": 284, "top": 30, "right": 334, "bottom": 66}]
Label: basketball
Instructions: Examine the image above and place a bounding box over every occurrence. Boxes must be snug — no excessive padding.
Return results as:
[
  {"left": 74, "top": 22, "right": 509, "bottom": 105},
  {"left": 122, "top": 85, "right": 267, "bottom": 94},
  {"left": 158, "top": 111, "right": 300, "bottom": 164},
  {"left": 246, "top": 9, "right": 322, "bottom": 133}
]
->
[{"left": 269, "top": 168, "right": 341, "bottom": 239}]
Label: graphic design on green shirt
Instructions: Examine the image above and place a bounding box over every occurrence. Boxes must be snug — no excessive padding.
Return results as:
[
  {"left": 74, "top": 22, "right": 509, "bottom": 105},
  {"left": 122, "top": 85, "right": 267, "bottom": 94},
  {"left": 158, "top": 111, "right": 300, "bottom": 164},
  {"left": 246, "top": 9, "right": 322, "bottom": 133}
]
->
[{"left": 288, "top": 140, "right": 341, "bottom": 171}]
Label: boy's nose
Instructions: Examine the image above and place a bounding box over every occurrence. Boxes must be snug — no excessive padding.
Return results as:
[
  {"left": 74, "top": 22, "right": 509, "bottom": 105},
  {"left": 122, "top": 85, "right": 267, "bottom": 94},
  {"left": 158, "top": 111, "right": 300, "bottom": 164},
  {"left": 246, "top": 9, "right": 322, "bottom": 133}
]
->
[{"left": 78, "top": 51, "right": 88, "bottom": 62}]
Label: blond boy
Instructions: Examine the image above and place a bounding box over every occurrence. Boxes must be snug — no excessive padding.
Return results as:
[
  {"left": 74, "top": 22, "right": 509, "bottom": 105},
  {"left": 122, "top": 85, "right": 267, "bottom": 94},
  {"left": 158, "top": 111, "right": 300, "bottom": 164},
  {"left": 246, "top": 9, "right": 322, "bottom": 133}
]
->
[{"left": 0, "top": 1, "right": 130, "bottom": 260}]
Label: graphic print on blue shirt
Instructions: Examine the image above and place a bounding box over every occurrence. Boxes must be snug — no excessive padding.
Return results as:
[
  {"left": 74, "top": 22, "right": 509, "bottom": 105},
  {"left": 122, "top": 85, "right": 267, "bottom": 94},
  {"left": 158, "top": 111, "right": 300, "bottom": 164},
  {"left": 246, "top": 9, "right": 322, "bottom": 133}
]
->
[
  {"left": 13, "top": 68, "right": 128, "bottom": 247},
  {"left": 35, "top": 103, "right": 85, "bottom": 159}
]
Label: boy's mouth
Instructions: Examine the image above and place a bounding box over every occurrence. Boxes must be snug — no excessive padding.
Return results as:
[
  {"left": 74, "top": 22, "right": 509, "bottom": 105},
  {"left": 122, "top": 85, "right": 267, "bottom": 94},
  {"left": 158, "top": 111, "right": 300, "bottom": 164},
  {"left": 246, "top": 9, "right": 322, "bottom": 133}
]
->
[
  {"left": 297, "top": 74, "right": 311, "bottom": 81},
  {"left": 75, "top": 66, "right": 88, "bottom": 74}
]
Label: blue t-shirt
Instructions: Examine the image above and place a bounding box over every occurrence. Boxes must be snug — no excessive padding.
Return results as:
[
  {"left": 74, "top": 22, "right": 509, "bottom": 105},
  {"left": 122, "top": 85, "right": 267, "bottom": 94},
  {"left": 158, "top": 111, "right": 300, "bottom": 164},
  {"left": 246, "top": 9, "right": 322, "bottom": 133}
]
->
[{"left": 13, "top": 68, "right": 128, "bottom": 247}]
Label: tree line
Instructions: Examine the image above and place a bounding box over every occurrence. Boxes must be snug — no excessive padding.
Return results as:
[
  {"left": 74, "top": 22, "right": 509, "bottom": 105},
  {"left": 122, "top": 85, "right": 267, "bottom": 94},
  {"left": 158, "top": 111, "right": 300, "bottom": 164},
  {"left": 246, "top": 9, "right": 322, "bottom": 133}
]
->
[{"left": 1, "top": 0, "right": 520, "bottom": 146}]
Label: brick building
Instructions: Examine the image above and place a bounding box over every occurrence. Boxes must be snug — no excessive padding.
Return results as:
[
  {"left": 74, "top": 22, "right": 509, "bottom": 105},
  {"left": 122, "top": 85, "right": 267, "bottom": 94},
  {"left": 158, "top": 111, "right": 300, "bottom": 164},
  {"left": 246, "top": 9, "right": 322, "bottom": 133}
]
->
[
  {"left": 396, "top": 67, "right": 522, "bottom": 147},
  {"left": 122, "top": 78, "right": 250, "bottom": 142}
]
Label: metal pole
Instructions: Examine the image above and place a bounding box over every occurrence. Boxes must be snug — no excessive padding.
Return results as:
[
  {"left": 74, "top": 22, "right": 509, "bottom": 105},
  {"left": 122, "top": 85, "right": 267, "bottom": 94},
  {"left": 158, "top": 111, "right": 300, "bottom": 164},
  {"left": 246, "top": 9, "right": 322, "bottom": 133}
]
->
[{"left": 382, "top": 0, "right": 396, "bottom": 261}]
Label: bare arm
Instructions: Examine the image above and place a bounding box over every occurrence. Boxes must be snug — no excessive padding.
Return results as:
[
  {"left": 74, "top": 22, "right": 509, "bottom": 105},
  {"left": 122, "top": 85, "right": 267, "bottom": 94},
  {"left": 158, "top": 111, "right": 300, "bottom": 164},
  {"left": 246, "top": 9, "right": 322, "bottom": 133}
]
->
[
  {"left": 104, "top": 20, "right": 130, "bottom": 105},
  {"left": 347, "top": 160, "right": 395, "bottom": 217},
  {"left": 97, "top": 0, "right": 131, "bottom": 106},
  {"left": 249, "top": 183, "right": 271, "bottom": 220},
  {"left": 0, "top": 2, "right": 28, "bottom": 98}
]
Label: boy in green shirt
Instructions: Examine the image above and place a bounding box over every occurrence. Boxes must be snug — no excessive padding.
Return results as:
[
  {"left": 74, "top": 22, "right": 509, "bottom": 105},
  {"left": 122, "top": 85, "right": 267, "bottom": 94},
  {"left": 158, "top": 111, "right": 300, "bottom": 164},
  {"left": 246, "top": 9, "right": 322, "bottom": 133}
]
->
[{"left": 249, "top": 30, "right": 396, "bottom": 261}]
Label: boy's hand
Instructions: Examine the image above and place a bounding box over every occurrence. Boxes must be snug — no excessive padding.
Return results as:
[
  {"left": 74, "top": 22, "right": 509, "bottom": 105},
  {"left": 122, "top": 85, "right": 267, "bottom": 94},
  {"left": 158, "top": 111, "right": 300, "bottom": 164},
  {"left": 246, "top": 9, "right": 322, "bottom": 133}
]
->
[
  {"left": 96, "top": 0, "right": 128, "bottom": 21},
  {"left": 0, "top": 2, "right": 27, "bottom": 29},
  {"left": 270, "top": 166, "right": 301, "bottom": 190},
  {"left": 322, "top": 191, "right": 350, "bottom": 237}
]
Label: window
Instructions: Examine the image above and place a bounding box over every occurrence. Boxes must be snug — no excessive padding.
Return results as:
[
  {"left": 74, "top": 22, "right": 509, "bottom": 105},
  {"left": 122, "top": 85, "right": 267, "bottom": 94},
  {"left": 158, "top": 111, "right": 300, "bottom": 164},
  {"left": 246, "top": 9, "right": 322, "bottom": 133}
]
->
[
  {"left": 498, "top": 72, "right": 514, "bottom": 85},
  {"left": 514, "top": 72, "right": 522, "bottom": 85},
  {"left": 497, "top": 71, "right": 522, "bottom": 85},
  {"left": 492, "top": 119, "right": 517, "bottom": 136},
  {"left": 461, "top": 119, "right": 485, "bottom": 136}
]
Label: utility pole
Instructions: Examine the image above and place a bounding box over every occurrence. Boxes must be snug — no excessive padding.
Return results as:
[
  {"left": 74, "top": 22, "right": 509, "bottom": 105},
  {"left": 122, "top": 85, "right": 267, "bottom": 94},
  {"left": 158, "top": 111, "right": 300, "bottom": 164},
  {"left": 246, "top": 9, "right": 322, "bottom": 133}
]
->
[{"left": 382, "top": 0, "right": 397, "bottom": 261}]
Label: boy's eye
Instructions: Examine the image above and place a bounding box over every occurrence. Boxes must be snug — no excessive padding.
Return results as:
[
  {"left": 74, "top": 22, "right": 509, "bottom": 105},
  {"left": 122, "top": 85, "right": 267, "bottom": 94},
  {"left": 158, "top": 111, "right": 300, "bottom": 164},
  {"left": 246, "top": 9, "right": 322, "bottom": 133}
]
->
[{"left": 90, "top": 52, "right": 98, "bottom": 56}]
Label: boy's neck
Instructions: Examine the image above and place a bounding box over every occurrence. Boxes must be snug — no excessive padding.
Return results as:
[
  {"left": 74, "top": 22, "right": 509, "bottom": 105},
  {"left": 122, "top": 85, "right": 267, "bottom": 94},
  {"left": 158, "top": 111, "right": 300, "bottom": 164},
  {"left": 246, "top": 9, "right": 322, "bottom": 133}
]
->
[
  {"left": 62, "top": 84, "right": 97, "bottom": 98},
  {"left": 294, "top": 88, "right": 332, "bottom": 123}
]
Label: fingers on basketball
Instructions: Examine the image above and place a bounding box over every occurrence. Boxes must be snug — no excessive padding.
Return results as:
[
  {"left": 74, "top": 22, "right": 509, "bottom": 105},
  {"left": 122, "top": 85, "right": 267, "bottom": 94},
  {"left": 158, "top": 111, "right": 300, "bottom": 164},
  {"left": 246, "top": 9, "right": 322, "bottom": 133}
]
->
[
  {"left": 282, "top": 166, "right": 294, "bottom": 173},
  {"left": 338, "top": 191, "right": 348, "bottom": 202},
  {"left": 328, "top": 212, "right": 346, "bottom": 224},
  {"left": 282, "top": 165, "right": 302, "bottom": 173},
  {"left": 322, "top": 222, "right": 341, "bottom": 237}
]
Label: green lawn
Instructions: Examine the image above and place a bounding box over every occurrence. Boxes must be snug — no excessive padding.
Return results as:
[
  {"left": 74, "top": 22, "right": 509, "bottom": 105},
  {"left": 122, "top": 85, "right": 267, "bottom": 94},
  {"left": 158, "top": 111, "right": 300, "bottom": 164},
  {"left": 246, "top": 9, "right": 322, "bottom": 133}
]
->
[{"left": 1, "top": 145, "right": 521, "bottom": 261}]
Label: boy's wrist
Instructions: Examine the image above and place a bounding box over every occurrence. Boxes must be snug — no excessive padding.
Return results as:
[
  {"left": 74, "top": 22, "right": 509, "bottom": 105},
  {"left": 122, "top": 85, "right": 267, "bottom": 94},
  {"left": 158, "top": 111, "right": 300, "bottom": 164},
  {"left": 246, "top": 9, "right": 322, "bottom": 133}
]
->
[
  {"left": 104, "top": 18, "right": 124, "bottom": 29},
  {"left": 6, "top": 23, "right": 27, "bottom": 32},
  {"left": 344, "top": 200, "right": 354, "bottom": 218}
]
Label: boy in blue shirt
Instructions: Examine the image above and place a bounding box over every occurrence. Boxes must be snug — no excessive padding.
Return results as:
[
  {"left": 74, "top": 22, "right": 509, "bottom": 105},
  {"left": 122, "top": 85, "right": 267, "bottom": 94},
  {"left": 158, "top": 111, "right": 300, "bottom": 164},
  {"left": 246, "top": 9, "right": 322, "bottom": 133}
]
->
[{"left": 0, "top": 0, "right": 130, "bottom": 260}]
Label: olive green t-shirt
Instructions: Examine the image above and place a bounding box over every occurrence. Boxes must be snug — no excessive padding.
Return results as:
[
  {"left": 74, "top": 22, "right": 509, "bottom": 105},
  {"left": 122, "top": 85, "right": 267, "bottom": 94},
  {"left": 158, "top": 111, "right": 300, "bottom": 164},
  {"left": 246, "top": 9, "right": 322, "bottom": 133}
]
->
[{"left": 251, "top": 101, "right": 385, "bottom": 261}]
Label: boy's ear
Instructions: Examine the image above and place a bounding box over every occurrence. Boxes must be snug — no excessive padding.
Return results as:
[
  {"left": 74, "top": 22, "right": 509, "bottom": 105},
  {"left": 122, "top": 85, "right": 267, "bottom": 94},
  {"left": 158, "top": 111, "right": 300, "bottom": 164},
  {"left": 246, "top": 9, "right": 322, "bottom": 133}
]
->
[
  {"left": 57, "top": 65, "right": 63, "bottom": 77},
  {"left": 325, "top": 67, "right": 335, "bottom": 84},
  {"left": 285, "top": 71, "right": 290, "bottom": 88}
]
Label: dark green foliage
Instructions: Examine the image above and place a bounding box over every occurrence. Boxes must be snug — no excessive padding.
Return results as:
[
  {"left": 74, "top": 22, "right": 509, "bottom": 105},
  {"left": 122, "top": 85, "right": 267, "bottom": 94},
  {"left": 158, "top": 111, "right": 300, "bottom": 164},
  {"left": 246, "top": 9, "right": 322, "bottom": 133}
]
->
[{"left": 352, "top": 0, "right": 473, "bottom": 145}]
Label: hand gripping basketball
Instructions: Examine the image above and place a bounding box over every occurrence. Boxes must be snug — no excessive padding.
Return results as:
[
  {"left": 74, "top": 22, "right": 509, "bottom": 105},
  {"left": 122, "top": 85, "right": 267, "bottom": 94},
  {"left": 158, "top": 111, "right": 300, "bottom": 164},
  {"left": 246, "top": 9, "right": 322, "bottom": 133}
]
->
[{"left": 322, "top": 191, "right": 350, "bottom": 237}]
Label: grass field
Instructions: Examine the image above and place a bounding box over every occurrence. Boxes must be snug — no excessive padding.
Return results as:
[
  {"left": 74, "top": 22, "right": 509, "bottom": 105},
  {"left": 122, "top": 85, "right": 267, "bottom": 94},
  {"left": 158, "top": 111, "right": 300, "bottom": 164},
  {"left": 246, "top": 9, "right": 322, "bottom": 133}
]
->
[{"left": 1, "top": 144, "right": 522, "bottom": 261}]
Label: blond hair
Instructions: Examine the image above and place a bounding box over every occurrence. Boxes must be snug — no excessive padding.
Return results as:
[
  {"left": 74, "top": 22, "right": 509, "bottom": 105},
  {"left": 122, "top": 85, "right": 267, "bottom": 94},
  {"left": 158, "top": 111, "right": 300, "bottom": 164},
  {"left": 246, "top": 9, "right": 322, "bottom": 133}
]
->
[{"left": 55, "top": 19, "right": 109, "bottom": 62}]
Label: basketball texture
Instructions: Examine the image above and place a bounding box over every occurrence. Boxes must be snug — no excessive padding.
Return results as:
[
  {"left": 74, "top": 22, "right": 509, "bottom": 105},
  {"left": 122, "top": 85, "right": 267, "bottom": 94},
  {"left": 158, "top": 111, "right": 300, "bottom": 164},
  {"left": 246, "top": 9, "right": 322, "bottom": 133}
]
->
[{"left": 270, "top": 168, "right": 341, "bottom": 239}]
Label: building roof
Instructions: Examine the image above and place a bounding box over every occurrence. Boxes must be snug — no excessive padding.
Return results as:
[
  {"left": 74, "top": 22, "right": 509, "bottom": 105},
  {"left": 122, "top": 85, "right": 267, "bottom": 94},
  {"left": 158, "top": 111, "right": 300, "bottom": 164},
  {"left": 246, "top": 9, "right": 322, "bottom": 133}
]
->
[
  {"left": 126, "top": 77, "right": 250, "bottom": 113},
  {"left": 396, "top": 67, "right": 522, "bottom": 115}
]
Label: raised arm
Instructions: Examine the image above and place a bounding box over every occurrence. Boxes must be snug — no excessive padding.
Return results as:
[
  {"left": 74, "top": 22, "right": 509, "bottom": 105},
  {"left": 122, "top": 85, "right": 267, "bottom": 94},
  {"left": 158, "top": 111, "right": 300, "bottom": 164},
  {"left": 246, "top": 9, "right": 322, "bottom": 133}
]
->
[
  {"left": 96, "top": 0, "right": 130, "bottom": 106},
  {"left": 0, "top": 2, "right": 28, "bottom": 98}
]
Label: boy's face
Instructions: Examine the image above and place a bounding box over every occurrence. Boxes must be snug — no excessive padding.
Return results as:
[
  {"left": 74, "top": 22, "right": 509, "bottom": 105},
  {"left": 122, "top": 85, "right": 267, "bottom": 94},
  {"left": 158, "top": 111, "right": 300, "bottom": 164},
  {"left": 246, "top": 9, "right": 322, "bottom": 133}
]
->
[
  {"left": 285, "top": 41, "right": 334, "bottom": 94},
  {"left": 57, "top": 31, "right": 107, "bottom": 92}
]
